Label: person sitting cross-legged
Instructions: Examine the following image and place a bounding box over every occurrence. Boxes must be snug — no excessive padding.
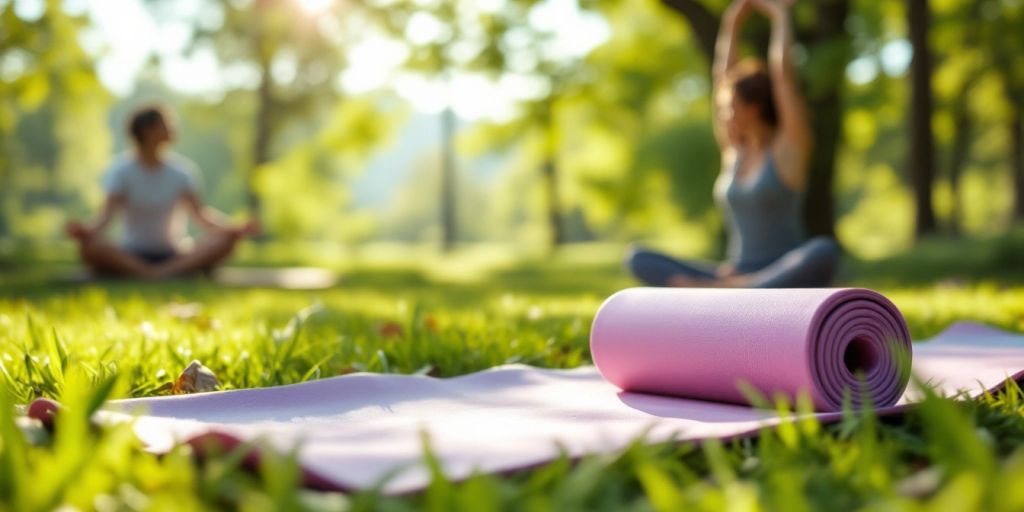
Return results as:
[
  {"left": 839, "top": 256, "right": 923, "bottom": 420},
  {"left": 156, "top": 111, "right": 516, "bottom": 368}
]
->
[{"left": 66, "top": 104, "right": 259, "bottom": 280}]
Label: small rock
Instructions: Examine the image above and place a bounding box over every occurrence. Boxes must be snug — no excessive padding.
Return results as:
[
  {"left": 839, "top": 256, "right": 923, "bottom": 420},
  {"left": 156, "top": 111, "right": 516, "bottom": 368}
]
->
[{"left": 172, "top": 360, "right": 220, "bottom": 394}]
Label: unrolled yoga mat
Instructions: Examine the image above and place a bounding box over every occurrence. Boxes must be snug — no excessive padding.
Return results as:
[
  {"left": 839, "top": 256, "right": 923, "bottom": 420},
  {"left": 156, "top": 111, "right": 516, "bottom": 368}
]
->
[
  {"left": 33, "top": 289, "right": 1024, "bottom": 494},
  {"left": 214, "top": 267, "right": 337, "bottom": 290}
]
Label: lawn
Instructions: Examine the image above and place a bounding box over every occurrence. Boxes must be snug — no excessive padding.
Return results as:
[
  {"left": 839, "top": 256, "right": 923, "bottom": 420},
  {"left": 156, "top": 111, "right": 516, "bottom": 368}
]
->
[{"left": 2, "top": 235, "right": 1024, "bottom": 511}]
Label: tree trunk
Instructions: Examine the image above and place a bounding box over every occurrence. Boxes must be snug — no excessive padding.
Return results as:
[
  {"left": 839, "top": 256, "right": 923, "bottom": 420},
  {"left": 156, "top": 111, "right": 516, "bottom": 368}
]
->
[
  {"left": 541, "top": 98, "right": 565, "bottom": 248},
  {"left": 0, "top": 138, "right": 9, "bottom": 238},
  {"left": 802, "top": 91, "right": 842, "bottom": 238},
  {"left": 801, "top": 0, "right": 849, "bottom": 239},
  {"left": 1012, "top": 102, "right": 1024, "bottom": 221},
  {"left": 542, "top": 156, "right": 565, "bottom": 248},
  {"left": 908, "top": 0, "right": 937, "bottom": 237},
  {"left": 249, "top": 1, "right": 272, "bottom": 224},
  {"left": 946, "top": 2, "right": 982, "bottom": 235},
  {"left": 440, "top": 106, "right": 457, "bottom": 251},
  {"left": 937, "top": 71, "right": 978, "bottom": 236},
  {"left": 659, "top": 0, "right": 718, "bottom": 60},
  {"left": 946, "top": 93, "right": 973, "bottom": 236},
  {"left": 662, "top": 0, "right": 848, "bottom": 239},
  {"left": 251, "top": 58, "right": 271, "bottom": 220}
]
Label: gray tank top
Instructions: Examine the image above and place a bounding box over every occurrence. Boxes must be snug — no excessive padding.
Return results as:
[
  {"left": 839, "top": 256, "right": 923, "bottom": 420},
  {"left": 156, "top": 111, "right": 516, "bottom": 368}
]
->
[{"left": 714, "top": 154, "right": 805, "bottom": 273}]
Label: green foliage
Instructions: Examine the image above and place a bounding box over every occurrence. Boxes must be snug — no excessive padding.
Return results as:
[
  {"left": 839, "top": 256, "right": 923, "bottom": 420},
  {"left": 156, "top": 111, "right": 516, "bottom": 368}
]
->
[
  {"left": 457, "top": 0, "right": 723, "bottom": 246},
  {"left": 139, "top": 0, "right": 400, "bottom": 243},
  {"left": 377, "top": 149, "right": 496, "bottom": 244},
  {"left": 3, "top": 0, "right": 1024, "bottom": 257},
  {"left": 180, "top": 0, "right": 351, "bottom": 134},
  {"left": 255, "top": 96, "right": 404, "bottom": 243},
  {"left": 0, "top": 1, "right": 112, "bottom": 240}
]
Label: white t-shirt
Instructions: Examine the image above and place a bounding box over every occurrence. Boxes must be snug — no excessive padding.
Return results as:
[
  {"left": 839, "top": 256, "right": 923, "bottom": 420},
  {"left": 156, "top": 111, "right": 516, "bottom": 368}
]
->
[{"left": 103, "top": 153, "right": 202, "bottom": 253}]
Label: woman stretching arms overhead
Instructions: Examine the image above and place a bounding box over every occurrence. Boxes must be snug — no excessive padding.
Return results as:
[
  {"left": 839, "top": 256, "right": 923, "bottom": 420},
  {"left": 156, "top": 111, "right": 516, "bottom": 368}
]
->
[{"left": 627, "top": 0, "right": 840, "bottom": 288}]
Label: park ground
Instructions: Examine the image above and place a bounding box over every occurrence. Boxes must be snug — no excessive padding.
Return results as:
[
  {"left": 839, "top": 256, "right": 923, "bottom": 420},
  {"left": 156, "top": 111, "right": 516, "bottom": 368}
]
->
[{"left": 1, "top": 231, "right": 1024, "bottom": 510}]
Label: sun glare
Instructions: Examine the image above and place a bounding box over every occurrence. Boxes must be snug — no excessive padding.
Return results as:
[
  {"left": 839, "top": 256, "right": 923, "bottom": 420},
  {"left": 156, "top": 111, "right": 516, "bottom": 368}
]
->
[{"left": 296, "top": 0, "right": 333, "bottom": 14}]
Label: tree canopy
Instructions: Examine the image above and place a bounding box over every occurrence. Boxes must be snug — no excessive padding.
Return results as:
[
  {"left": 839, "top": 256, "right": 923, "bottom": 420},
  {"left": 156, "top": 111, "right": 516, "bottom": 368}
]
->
[{"left": 1, "top": 0, "right": 1022, "bottom": 260}]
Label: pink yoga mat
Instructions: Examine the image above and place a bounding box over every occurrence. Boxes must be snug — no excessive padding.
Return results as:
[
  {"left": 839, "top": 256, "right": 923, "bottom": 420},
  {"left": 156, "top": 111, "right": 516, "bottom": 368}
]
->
[
  {"left": 592, "top": 288, "right": 912, "bottom": 411},
  {"left": 26, "top": 291, "right": 1024, "bottom": 495}
]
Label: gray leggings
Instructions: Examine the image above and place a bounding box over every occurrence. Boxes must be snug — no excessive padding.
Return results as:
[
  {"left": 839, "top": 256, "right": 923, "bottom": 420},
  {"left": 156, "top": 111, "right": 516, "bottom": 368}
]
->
[{"left": 625, "top": 236, "right": 841, "bottom": 288}]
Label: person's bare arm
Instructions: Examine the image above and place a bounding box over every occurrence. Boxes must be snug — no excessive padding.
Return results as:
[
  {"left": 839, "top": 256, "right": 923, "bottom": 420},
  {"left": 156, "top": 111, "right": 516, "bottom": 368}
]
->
[
  {"left": 751, "top": 0, "right": 813, "bottom": 189},
  {"left": 711, "top": 0, "right": 751, "bottom": 150},
  {"left": 183, "top": 191, "right": 258, "bottom": 238},
  {"left": 66, "top": 194, "right": 124, "bottom": 240}
]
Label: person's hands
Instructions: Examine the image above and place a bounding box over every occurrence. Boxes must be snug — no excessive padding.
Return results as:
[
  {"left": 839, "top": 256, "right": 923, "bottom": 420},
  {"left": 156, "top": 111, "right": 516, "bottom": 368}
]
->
[
  {"left": 726, "top": 0, "right": 753, "bottom": 20},
  {"left": 717, "top": 272, "right": 754, "bottom": 288},
  {"left": 233, "top": 218, "right": 261, "bottom": 238},
  {"left": 716, "top": 263, "right": 738, "bottom": 278},
  {"left": 65, "top": 220, "right": 92, "bottom": 241},
  {"left": 748, "top": 0, "right": 793, "bottom": 17}
]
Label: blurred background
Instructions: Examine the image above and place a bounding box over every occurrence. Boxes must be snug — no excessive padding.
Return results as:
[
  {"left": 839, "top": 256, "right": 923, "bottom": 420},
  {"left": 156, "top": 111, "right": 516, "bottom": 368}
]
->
[{"left": 1, "top": 0, "right": 1022, "bottom": 273}]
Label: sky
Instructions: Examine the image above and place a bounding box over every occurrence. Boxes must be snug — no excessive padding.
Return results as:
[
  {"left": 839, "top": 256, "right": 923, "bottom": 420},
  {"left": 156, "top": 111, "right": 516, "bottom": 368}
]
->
[{"left": 12, "top": 0, "right": 610, "bottom": 122}]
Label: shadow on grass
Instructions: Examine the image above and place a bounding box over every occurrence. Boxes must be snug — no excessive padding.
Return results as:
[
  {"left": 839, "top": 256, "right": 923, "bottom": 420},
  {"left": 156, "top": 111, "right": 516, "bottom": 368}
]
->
[
  {"left": 844, "top": 228, "right": 1024, "bottom": 288},
  {"left": 1, "top": 228, "right": 1021, "bottom": 301}
]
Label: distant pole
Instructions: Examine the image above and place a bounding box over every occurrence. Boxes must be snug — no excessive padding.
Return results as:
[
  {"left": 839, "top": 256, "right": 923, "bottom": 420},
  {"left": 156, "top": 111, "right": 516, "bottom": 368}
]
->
[
  {"left": 541, "top": 96, "right": 565, "bottom": 249},
  {"left": 440, "top": 105, "right": 457, "bottom": 252},
  {"left": 248, "top": 0, "right": 272, "bottom": 237}
]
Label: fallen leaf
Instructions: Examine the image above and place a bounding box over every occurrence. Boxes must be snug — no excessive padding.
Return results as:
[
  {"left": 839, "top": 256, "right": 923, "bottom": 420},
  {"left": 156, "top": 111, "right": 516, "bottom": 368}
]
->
[
  {"left": 937, "top": 277, "right": 966, "bottom": 289},
  {"left": 193, "top": 315, "right": 221, "bottom": 331},
  {"left": 139, "top": 321, "right": 159, "bottom": 339},
  {"left": 423, "top": 315, "right": 439, "bottom": 333},
  {"left": 172, "top": 360, "right": 220, "bottom": 394},
  {"left": 412, "top": 365, "right": 436, "bottom": 376},
  {"left": 377, "top": 321, "right": 404, "bottom": 338},
  {"left": 527, "top": 306, "right": 544, "bottom": 321},
  {"left": 895, "top": 467, "right": 942, "bottom": 498},
  {"left": 165, "top": 303, "right": 220, "bottom": 331},
  {"left": 165, "top": 302, "right": 204, "bottom": 320}
]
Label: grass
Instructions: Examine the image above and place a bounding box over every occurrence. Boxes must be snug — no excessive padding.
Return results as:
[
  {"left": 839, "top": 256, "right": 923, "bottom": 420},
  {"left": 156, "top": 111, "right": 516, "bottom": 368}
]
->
[{"left": 2, "top": 234, "right": 1024, "bottom": 511}]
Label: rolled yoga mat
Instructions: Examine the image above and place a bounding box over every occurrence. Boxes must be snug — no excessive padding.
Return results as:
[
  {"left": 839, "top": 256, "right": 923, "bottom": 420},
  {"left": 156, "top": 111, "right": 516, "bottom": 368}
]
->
[{"left": 591, "top": 288, "right": 913, "bottom": 411}]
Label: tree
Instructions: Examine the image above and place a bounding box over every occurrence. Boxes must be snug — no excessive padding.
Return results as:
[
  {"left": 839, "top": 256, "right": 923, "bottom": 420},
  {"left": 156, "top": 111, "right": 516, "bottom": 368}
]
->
[
  {"left": 154, "top": 0, "right": 352, "bottom": 227},
  {"left": 464, "top": 91, "right": 571, "bottom": 249},
  {"left": 944, "top": 75, "right": 977, "bottom": 235},
  {"left": 253, "top": 96, "right": 401, "bottom": 243},
  {"left": 367, "top": 0, "right": 468, "bottom": 250},
  {"left": 1010, "top": 97, "right": 1023, "bottom": 221},
  {"left": 932, "top": 0, "right": 985, "bottom": 235},
  {"left": 0, "top": 1, "right": 111, "bottom": 241},
  {"left": 462, "top": 0, "right": 721, "bottom": 248},
  {"left": 538, "top": 96, "right": 566, "bottom": 246},
  {"left": 983, "top": 0, "right": 1024, "bottom": 221},
  {"left": 371, "top": 0, "right": 602, "bottom": 250},
  {"left": 907, "top": 0, "right": 937, "bottom": 237},
  {"left": 457, "top": 10, "right": 590, "bottom": 249}
]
